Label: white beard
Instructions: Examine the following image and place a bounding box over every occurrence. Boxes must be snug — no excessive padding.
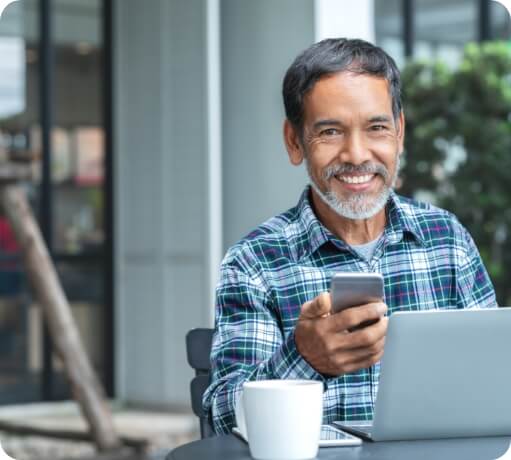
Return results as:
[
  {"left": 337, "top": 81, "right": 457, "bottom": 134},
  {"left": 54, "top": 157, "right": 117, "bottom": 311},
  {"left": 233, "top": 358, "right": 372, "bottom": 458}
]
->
[{"left": 306, "top": 155, "right": 400, "bottom": 220}]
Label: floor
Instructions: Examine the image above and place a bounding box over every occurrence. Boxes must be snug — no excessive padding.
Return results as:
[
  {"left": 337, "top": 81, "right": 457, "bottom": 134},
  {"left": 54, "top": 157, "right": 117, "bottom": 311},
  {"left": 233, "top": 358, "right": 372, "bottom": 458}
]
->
[{"left": 0, "top": 401, "right": 200, "bottom": 460}]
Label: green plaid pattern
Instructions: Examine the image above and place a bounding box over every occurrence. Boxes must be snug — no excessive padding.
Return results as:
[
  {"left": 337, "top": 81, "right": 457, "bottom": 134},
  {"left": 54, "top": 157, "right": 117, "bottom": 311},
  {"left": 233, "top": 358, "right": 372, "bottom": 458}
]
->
[{"left": 203, "top": 187, "right": 496, "bottom": 434}]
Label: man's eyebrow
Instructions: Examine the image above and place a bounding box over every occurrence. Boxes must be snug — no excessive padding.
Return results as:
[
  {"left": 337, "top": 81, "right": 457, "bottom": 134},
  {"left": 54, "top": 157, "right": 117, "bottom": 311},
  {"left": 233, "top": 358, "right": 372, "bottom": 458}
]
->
[
  {"left": 312, "top": 119, "right": 343, "bottom": 130},
  {"left": 368, "top": 115, "right": 392, "bottom": 123}
]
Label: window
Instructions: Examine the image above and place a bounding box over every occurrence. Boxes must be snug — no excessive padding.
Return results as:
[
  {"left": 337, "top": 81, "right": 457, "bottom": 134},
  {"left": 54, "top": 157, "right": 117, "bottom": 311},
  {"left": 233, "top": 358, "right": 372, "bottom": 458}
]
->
[
  {"left": 0, "top": 0, "right": 112, "bottom": 404},
  {"left": 415, "top": 0, "right": 478, "bottom": 67}
]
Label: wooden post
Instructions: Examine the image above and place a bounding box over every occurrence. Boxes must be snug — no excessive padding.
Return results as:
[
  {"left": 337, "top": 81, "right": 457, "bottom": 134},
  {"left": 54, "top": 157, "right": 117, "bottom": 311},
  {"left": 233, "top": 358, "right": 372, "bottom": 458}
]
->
[{"left": 0, "top": 184, "right": 122, "bottom": 452}]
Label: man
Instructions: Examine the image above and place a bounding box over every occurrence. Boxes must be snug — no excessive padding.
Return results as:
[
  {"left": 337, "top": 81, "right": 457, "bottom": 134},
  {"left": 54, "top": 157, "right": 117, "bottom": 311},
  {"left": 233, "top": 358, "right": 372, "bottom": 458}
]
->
[{"left": 203, "top": 38, "right": 496, "bottom": 434}]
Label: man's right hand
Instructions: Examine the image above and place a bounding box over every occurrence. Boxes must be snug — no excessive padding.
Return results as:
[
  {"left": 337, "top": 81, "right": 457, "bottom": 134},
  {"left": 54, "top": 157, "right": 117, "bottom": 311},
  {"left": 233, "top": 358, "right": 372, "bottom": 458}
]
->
[{"left": 294, "top": 292, "right": 388, "bottom": 377}]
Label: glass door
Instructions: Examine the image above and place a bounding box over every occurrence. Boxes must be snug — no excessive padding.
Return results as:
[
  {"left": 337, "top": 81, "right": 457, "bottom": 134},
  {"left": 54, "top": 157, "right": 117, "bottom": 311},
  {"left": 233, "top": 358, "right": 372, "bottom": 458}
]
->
[{"left": 0, "top": 0, "right": 112, "bottom": 404}]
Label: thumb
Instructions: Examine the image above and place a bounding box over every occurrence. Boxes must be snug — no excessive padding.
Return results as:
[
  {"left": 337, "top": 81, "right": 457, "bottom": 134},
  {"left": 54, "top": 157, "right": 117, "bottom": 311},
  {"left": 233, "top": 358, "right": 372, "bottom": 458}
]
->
[{"left": 299, "top": 292, "right": 331, "bottom": 319}]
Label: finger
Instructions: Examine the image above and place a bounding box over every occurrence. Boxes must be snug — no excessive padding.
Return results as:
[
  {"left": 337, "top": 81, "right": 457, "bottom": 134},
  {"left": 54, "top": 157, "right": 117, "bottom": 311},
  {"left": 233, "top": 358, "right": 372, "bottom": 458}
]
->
[
  {"left": 325, "top": 334, "right": 385, "bottom": 369},
  {"left": 343, "top": 317, "right": 388, "bottom": 350},
  {"left": 328, "top": 302, "right": 387, "bottom": 332},
  {"left": 314, "top": 319, "right": 386, "bottom": 358},
  {"left": 331, "top": 316, "right": 387, "bottom": 353},
  {"left": 317, "top": 292, "right": 332, "bottom": 316},
  {"left": 342, "top": 349, "right": 385, "bottom": 373},
  {"left": 339, "top": 336, "right": 386, "bottom": 365},
  {"left": 323, "top": 338, "right": 385, "bottom": 375},
  {"left": 299, "top": 292, "right": 331, "bottom": 319}
]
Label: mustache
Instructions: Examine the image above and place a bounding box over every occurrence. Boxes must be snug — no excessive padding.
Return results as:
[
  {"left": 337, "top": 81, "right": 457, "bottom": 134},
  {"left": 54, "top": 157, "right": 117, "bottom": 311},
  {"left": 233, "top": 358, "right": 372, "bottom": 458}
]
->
[{"left": 322, "top": 162, "right": 390, "bottom": 182}]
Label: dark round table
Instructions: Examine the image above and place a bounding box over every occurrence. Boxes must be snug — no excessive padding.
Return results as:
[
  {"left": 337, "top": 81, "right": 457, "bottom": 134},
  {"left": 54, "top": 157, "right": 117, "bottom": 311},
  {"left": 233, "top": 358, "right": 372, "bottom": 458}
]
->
[{"left": 167, "top": 433, "right": 511, "bottom": 460}]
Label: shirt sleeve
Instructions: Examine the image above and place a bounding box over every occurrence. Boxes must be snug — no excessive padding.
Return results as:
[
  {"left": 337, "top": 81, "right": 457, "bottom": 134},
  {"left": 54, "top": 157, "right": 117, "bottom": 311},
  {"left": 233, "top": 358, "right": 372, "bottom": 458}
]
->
[
  {"left": 202, "top": 262, "right": 325, "bottom": 435},
  {"left": 455, "top": 222, "right": 497, "bottom": 309}
]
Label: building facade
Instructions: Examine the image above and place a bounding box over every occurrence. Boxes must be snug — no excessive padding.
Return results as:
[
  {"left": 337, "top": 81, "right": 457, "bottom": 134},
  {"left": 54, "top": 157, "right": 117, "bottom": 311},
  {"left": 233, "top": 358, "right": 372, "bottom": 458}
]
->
[{"left": 0, "top": 0, "right": 509, "bottom": 409}]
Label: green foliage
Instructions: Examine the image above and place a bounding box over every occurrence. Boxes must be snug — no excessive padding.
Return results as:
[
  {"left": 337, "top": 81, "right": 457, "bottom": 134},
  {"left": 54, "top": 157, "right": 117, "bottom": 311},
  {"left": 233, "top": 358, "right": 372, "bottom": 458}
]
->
[{"left": 400, "top": 42, "right": 511, "bottom": 305}]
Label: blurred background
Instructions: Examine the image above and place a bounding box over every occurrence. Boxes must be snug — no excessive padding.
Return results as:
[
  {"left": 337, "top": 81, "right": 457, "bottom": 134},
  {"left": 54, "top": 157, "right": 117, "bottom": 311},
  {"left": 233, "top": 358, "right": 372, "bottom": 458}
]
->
[{"left": 0, "top": 0, "right": 509, "bottom": 427}]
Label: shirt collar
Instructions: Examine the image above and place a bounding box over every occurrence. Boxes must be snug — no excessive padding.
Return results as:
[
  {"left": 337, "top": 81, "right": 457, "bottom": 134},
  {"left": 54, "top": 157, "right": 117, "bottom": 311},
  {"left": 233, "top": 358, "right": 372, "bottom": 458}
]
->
[
  {"left": 385, "top": 191, "right": 427, "bottom": 247},
  {"left": 295, "top": 186, "right": 332, "bottom": 258},
  {"left": 294, "top": 186, "right": 426, "bottom": 260}
]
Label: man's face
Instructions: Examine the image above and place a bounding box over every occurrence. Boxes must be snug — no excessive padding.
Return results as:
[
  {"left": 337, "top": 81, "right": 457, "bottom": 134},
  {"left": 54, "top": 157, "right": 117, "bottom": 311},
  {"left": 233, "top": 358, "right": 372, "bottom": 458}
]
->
[{"left": 286, "top": 71, "right": 404, "bottom": 220}]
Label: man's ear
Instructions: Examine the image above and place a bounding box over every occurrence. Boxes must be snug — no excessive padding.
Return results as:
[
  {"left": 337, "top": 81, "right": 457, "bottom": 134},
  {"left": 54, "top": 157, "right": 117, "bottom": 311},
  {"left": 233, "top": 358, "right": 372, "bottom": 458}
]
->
[
  {"left": 396, "top": 110, "right": 405, "bottom": 153},
  {"left": 283, "top": 119, "right": 305, "bottom": 166}
]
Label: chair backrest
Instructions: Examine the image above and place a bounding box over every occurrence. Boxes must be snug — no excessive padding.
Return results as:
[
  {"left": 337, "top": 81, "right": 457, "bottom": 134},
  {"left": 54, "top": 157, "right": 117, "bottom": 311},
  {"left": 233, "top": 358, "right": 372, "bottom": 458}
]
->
[{"left": 186, "top": 328, "right": 215, "bottom": 438}]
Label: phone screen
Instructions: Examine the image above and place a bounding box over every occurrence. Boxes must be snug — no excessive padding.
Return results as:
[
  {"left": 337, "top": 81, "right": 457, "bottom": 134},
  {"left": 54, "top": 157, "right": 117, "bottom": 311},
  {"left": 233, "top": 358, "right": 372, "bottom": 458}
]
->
[{"left": 320, "top": 425, "right": 355, "bottom": 440}]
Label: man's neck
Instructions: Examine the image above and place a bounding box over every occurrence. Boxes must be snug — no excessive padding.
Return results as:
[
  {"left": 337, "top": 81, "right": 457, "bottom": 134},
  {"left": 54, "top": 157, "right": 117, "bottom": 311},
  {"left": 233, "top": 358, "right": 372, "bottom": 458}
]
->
[{"left": 310, "top": 188, "right": 386, "bottom": 246}]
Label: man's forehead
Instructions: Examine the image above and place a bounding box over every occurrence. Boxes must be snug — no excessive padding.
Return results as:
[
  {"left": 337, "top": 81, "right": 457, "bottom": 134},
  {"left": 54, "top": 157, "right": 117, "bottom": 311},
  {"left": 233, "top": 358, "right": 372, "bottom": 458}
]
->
[{"left": 303, "top": 71, "right": 394, "bottom": 118}]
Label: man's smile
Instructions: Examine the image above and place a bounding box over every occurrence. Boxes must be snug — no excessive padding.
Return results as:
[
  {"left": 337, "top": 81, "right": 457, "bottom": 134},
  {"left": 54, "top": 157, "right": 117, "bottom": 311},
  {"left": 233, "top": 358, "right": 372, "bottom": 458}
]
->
[
  {"left": 333, "top": 173, "right": 380, "bottom": 193},
  {"left": 336, "top": 173, "right": 375, "bottom": 184}
]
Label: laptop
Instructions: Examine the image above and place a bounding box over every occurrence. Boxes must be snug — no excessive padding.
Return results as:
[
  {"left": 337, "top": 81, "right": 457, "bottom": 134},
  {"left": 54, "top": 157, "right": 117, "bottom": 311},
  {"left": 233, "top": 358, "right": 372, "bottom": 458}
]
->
[{"left": 334, "top": 308, "right": 511, "bottom": 441}]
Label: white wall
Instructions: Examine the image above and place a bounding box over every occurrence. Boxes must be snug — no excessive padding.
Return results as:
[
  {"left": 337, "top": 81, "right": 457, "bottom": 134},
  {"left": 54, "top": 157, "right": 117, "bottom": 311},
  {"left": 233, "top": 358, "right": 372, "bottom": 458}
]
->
[{"left": 314, "top": 0, "right": 374, "bottom": 42}]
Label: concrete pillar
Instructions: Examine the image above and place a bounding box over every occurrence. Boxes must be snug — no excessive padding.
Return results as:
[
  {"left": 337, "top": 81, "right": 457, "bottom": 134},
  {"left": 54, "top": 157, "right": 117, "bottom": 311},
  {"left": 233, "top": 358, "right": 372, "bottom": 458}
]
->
[
  {"left": 114, "top": 0, "right": 213, "bottom": 407},
  {"left": 221, "top": 0, "right": 313, "bottom": 249}
]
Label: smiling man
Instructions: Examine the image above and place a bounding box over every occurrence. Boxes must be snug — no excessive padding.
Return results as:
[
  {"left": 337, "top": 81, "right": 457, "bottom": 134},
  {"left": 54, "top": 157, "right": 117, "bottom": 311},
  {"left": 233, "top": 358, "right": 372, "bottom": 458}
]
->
[{"left": 203, "top": 38, "right": 497, "bottom": 434}]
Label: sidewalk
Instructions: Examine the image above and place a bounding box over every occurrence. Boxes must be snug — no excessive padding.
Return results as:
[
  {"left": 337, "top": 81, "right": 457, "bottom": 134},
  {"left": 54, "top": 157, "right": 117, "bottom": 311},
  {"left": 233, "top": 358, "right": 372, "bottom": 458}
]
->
[{"left": 0, "top": 402, "right": 199, "bottom": 460}]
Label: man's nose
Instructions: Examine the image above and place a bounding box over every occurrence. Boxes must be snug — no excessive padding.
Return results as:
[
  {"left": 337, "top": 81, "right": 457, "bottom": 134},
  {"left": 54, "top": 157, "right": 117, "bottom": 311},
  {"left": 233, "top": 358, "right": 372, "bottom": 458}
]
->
[{"left": 339, "top": 130, "right": 371, "bottom": 165}]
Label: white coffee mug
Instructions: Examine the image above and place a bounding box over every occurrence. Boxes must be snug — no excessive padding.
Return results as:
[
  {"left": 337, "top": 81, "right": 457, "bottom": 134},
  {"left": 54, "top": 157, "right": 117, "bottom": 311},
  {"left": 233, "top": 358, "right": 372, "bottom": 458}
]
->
[{"left": 235, "top": 379, "right": 323, "bottom": 460}]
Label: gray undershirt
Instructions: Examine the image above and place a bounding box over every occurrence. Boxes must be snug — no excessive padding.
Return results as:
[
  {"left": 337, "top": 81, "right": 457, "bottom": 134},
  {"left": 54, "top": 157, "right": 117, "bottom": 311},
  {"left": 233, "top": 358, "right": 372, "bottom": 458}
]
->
[{"left": 350, "top": 234, "right": 383, "bottom": 261}]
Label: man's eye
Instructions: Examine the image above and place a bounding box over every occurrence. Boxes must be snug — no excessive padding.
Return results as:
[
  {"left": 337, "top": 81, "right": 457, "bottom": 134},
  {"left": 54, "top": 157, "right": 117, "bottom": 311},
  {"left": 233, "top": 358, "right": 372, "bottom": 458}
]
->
[
  {"left": 320, "top": 128, "right": 340, "bottom": 136},
  {"left": 371, "top": 125, "right": 387, "bottom": 131}
]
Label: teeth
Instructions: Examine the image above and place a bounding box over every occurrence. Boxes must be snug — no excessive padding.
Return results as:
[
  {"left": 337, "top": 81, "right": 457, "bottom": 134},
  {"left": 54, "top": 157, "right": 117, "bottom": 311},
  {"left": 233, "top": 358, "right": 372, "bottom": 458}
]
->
[{"left": 338, "top": 174, "right": 373, "bottom": 184}]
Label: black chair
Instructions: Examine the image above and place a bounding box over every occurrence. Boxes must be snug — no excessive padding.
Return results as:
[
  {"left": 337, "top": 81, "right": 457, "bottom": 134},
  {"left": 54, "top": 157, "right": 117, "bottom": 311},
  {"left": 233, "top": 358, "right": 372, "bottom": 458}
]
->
[{"left": 186, "top": 328, "right": 215, "bottom": 438}]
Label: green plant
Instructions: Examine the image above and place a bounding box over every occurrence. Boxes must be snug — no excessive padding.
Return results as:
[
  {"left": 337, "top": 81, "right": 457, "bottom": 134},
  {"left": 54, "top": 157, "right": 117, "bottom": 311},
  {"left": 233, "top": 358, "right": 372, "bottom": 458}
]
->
[{"left": 400, "top": 41, "right": 511, "bottom": 305}]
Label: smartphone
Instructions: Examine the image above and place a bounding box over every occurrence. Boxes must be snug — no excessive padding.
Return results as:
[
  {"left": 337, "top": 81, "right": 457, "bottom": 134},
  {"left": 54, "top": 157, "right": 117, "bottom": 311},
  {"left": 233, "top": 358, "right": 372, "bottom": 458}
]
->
[
  {"left": 232, "top": 425, "right": 362, "bottom": 447},
  {"left": 319, "top": 424, "right": 362, "bottom": 447},
  {"left": 331, "top": 272, "right": 384, "bottom": 321}
]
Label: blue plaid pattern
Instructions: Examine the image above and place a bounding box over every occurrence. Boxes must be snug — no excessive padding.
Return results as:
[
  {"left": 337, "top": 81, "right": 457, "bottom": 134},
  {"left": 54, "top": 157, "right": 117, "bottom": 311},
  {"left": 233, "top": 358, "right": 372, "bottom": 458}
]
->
[{"left": 203, "top": 186, "right": 497, "bottom": 434}]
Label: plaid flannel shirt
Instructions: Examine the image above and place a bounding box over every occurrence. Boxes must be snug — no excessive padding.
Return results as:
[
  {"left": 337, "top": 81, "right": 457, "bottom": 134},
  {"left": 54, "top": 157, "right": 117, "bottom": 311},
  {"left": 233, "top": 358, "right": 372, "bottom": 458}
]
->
[{"left": 203, "top": 186, "right": 497, "bottom": 434}]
